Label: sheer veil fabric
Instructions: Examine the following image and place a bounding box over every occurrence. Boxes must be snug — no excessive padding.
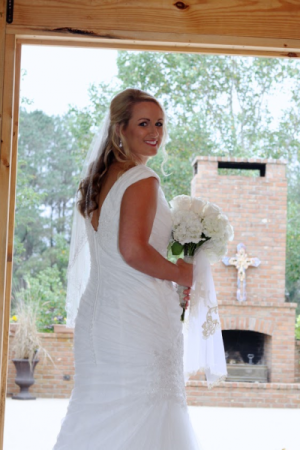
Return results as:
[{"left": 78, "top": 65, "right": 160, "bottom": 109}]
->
[
  {"left": 65, "top": 115, "right": 110, "bottom": 328},
  {"left": 184, "top": 248, "right": 227, "bottom": 387},
  {"left": 53, "top": 164, "right": 203, "bottom": 450}
]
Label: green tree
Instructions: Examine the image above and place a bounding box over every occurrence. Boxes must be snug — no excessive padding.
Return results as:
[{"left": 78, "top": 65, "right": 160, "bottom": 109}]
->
[
  {"left": 66, "top": 52, "right": 299, "bottom": 307},
  {"left": 13, "top": 108, "right": 80, "bottom": 318},
  {"left": 13, "top": 83, "right": 118, "bottom": 326},
  {"left": 286, "top": 166, "right": 300, "bottom": 311},
  {"left": 296, "top": 314, "right": 300, "bottom": 339},
  {"left": 115, "top": 51, "right": 300, "bottom": 306},
  {"left": 65, "top": 82, "right": 118, "bottom": 170},
  {"left": 14, "top": 51, "right": 300, "bottom": 326},
  {"left": 12, "top": 265, "right": 66, "bottom": 332},
  {"left": 117, "top": 52, "right": 288, "bottom": 156}
]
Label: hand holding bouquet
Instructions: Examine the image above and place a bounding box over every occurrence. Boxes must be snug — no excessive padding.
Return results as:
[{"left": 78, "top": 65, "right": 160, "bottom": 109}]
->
[{"left": 169, "top": 195, "right": 234, "bottom": 321}]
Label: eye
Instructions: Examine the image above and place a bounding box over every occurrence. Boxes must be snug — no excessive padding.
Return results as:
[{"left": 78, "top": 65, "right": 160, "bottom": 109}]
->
[
  {"left": 156, "top": 121, "right": 163, "bottom": 127},
  {"left": 138, "top": 121, "right": 148, "bottom": 127}
]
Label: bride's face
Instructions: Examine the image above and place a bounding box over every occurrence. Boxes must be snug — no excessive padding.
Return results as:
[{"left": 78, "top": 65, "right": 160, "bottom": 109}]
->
[{"left": 121, "top": 101, "right": 164, "bottom": 164}]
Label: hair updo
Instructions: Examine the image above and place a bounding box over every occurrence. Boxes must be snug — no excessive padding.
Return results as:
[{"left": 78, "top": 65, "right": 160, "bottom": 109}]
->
[{"left": 77, "top": 88, "right": 166, "bottom": 218}]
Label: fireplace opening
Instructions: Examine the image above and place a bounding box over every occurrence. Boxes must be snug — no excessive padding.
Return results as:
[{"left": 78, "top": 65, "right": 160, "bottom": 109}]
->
[
  {"left": 223, "top": 330, "right": 264, "bottom": 364},
  {"left": 222, "top": 330, "right": 268, "bottom": 382}
]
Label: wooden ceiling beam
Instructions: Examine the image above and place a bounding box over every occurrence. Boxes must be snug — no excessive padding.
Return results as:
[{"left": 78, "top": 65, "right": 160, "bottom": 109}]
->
[
  {"left": 7, "top": 0, "right": 300, "bottom": 57},
  {"left": 8, "top": 0, "right": 300, "bottom": 39},
  {"left": 10, "top": 0, "right": 300, "bottom": 39},
  {"left": 9, "top": 31, "right": 300, "bottom": 59}
]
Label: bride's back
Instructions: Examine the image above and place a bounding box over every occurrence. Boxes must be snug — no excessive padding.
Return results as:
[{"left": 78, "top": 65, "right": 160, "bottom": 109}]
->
[{"left": 90, "top": 162, "right": 131, "bottom": 232}]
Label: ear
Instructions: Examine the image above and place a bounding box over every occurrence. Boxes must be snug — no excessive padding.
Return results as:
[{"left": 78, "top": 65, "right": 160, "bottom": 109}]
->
[
  {"left": 116, "top": 123, "right": 126, "bottom": 138},
  {"left": 115, "top": 124, "right": 121, "bottom": 138}
]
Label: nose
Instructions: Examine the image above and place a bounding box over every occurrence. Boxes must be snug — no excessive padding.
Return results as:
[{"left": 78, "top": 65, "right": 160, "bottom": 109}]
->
[{"left": 148, "top": 123, "right": 159, "bottom": 138}]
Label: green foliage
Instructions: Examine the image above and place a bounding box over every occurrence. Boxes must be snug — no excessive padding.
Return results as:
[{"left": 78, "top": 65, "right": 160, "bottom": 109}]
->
[
  {"left": 117, "top": 52, "right": 288, "bottom": 157},
  {"left": 12, "top": 266, "right": 66, "bottom": 332},
  {"left": 13, "top": 108, "right": 82, "bottom": 331},
  {"left": 14, "top": 83, "right": 119, "bottom": 331},
  {"left": 115, "top": 50, "right": 300, "bottom": 306},
  {"left": 14, "top": 108, "right": 79, "bottom": 280},
  {"left": 65, "top": 82, "right": 119, "bottom": 171},
  {"left": 170, "top": 242, "right": 184, "bottom": 256},
  {"left": 14, "top": 50, "right": 300, "bottom": 328},
  {"left": 296, "top": 315, "right": 300, "bottom": 339},
  {"left": 217, "top": 168, "right": 261, "bottom": 177},
  {"left": 286, "top": 166, "right": 300, "bottom": 310}
]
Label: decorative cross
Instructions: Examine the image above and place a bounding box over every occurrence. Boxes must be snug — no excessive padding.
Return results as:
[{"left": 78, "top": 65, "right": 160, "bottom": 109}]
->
[{"left": 222, "top": 243, "right": 261, "bottom": 302}]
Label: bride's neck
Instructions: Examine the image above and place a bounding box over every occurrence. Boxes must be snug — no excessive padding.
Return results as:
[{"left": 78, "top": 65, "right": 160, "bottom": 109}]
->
[{"left": 109, "top": 160, "right": 139, "bottom": 176}]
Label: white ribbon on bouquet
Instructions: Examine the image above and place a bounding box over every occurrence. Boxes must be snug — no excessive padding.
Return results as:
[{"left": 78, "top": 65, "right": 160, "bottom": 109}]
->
[{"left": 183, "top": 247, "right": 227, "bottom": 388}]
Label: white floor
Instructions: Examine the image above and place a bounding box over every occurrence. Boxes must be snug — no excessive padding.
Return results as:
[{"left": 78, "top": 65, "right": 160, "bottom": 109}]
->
[{"left": 3, "top": 398, "right": 299, "bottom": 450}]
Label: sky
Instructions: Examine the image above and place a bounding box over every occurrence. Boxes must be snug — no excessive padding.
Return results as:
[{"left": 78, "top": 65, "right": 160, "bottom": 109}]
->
[
  {"left": 20, "top": 44, "right": 292, "bottom": 124},
  {"left": 20, "top": 45, "right": 119, "bottom": 116}
]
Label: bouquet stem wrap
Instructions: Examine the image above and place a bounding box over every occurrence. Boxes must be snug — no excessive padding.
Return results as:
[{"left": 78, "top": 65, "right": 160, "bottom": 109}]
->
[
  {"left": 177, "top": 255, "right": 193, "bottom": 322},
  {"left": 183, "top": 246, "right": 227, "bottom": 388}
]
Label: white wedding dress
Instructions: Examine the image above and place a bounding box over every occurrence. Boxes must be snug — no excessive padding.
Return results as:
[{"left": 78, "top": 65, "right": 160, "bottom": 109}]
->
[{"left": 53, "top": 165, "right": 202, "bottom": 450}]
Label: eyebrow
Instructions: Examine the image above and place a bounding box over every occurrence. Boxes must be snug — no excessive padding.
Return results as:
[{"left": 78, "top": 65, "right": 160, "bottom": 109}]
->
[{"left": 138, "top": 117, "right": 164, "bottom": 121}]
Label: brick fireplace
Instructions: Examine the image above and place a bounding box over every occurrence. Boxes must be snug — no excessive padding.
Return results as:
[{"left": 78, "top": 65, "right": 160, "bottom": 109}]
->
[{"left": 190, "top": 156, "right": 297, "bottom": 387}]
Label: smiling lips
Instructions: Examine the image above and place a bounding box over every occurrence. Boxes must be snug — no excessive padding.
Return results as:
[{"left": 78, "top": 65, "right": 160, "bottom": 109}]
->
[{"left": 145, "top": 140, "right": 158, "bottom": 147}]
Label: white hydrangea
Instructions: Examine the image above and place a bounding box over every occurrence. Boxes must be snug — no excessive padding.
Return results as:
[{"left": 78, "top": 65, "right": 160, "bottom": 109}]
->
[
  {"left": 202, "top": 213, "right": 232, "bottom": 239},
  {"left": 190, "top": 197, "right": 207, "bottom": 216},
  {"left": 172, "top": 210, "right": 204, "bottom": 244},
  {"left": 170, "top": 194, "right": 234, "bottom": 264},
  {"left": 203, "top": 202, "right": 221, "bottom": 217},
  {"left": 169, "top": 195, "right": 192, "bottom": 212}
]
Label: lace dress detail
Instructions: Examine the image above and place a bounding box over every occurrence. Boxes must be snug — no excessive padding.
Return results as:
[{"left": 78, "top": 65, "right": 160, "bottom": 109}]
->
[
  {"left": 147, "top": 333, "right": 187, "bottom": 408},
  {"left": 53, "top": 165, "right": 202, "bottom": 450}
]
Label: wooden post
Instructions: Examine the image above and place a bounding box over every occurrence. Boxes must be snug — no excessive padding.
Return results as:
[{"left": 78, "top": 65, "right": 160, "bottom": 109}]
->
[
  {"left": 0, "top": 41, "right": 21, "bottom": 449},
  {"left": 0, "top": 0, "right": 8, "bottom": 390},
  {"left": 0, "top": 22, "right": 18, "bottom": 450},
  {"left": 0, "top": 0, "right": 6, "bottom": 123}
]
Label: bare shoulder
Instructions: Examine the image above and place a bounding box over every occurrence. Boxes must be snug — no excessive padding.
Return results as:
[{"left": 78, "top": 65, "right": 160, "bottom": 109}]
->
[
  {"left": 120, "top": 177, "right": 159, "bottom": 223},
  {"left": 119, "top": 176, "right": 159, "bottom": 252},
  {"left": 123, "top": 176, "right": 159, "bottom": 201}
]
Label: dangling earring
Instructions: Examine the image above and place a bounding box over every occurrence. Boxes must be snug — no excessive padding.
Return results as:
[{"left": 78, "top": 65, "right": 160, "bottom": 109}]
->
[{"left": 119, "top": 139, "right": 123, "bottom": 148}]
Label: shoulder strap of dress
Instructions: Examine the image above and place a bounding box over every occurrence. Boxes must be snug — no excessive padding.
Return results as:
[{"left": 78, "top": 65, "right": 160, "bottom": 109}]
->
[{"left": 114, "top": 165, "right": 160, "bottom": 199}]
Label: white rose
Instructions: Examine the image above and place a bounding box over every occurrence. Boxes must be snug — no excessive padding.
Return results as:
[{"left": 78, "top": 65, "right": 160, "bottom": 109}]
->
[
  {"left": 203, "top": 202, "right": 222, "bottom": 217},
  {"left": 170, "top": 195, "right": 233, "bottom": 250},
  {"left": 202, "top": 214, "right": 221, "bottom": 238},
  {"left": 170, "top": 195, "right": 192, "bottom": 212},
  {"left": 203, "top": 213, "right": 233, "bottom": 239},
  {"left": 191, "top": 197, "right": 207, "bottom": 216},
  {"left": 224, "top": 223, "right": 234, "bottom": 241}
]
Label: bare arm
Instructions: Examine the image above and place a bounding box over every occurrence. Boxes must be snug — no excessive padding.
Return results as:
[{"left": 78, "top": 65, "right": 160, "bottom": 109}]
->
[{"left": 119, "top": 177, "right": 193, "bottom": 287}]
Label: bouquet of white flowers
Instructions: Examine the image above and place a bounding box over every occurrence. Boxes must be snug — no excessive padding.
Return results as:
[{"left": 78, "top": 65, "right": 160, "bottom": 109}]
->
[{"left": 170, "top": 195, "right": 234, "bottom": 320}]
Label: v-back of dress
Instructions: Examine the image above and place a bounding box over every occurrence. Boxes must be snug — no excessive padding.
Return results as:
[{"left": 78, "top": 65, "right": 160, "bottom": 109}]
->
[{"left": 53, "top": 165, "right": 202, "bottom": 450}]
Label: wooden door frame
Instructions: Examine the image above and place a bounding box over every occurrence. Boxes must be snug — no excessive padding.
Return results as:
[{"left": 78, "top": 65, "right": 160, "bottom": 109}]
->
[
  {"left": 0, "top": 32, "right": 21, "bottom": 448},
  {"left": 1, "top": 5, "right": 300, "bottom": 447}
]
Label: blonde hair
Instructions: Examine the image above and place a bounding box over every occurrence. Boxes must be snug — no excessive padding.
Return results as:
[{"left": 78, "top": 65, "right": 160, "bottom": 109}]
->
[{"left": 77, "top": 89, "right": 166, "bottom": 218}]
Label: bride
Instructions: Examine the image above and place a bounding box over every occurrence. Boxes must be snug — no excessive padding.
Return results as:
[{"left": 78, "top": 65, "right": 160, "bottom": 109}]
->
[{"left": 53, "top": 88, "right": 202, "bottom": 449}]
